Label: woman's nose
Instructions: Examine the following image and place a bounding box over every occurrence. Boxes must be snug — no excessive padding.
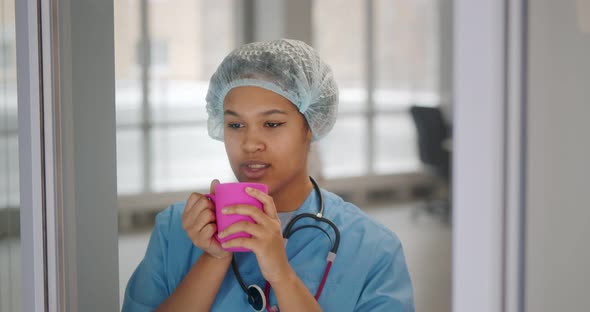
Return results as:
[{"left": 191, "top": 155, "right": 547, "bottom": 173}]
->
[{"left": 241, "top": 130, "right": 266, "bottom": 153}]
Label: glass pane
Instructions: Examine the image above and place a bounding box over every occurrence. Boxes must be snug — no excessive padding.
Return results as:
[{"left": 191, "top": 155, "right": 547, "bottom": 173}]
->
[
  {"left": 114, "top": 0, "right": 238, "bottom": 194},
  {"left": 374, "top": 113, "right": 419, "bottom": 173},
  {"left": 313, "top": 0, "right": 367, "bottom": 113},
  {"left": 149, "top": 0, "right": 235, "bottom": 124},
  {"left": 4, "top": 136, "right": 18, "bottom": 208},
  {"left": 116, "top": 129, "right": 143, "bottom": 195},
  {"left": 151, "top": 126, "right": 234, "bottom": 192},
  {"left": 374, "top": 0, "right": 440, "bottom": 110},
  {"left": 0, "top": 0, "right": 20, "bottom": 309},
  {"left": 114, "top": 0, "right": 142, "bottom": 126},
  {"left": 0, "top": 138, "right": 18, "bottom": 208},
  {"left": 319, "top": 117, "right": 367, "bottom": 178}
]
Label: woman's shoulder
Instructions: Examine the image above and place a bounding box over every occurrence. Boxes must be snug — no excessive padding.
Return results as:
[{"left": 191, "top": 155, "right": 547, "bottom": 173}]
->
[
  {"left": 322, "top": 189, "right": 402, "bottom": 247},
  {"left": 153, "top": 201, "right": 203, "bottom": 260},
  {"left": 151, "top": 201, "right": 194, "bottom": 250},
  {"left": 153, "top": 201, "right": 187, "bottom": 231},
  {"left": 320, "top": 190, "right": 408, "bottom": 286}
]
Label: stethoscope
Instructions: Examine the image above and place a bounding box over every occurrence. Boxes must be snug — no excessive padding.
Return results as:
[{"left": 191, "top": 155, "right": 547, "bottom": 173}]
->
[{"left": 232, "top": 176, "right": 341, "bottom": 312}]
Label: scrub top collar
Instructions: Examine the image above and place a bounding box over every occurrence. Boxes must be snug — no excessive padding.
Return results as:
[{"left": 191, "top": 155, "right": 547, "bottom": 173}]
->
[{"left": 288, "top": 186, "right": 321, "bottom": 217}]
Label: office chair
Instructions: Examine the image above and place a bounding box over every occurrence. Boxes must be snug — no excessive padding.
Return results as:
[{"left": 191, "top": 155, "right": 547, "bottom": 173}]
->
[{"left": 409, "top": 105, "right": 452, "bottom": 222}]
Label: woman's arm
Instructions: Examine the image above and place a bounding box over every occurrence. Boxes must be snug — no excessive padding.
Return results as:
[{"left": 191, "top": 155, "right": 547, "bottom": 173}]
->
[
  {"left": 270, "top": 268, "right": 322, "bottom": 312},
  {"left": 156, "top": 253, "right": 232, "bottom": 312},
  {"left": 354, "top": 235, "right": 414, "bottom": 311},
  {"left": 156, "top": 179, "right": 233, "bottom": 311}
]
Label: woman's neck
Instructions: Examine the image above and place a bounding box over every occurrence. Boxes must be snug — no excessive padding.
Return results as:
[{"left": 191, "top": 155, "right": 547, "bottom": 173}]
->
[{"left": 271, "top": 174, "right": 314, "bottom": 213}]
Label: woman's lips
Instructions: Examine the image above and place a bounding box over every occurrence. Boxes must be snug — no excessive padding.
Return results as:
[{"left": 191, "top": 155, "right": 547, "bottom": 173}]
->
[{"left": 240, "top": 161, "right": 270, "bottom": 179}]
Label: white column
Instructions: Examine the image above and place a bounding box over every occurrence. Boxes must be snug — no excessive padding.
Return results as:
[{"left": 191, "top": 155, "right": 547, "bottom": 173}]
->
[
  {"left": 17, "top": 0, "right": 119, "bottom": 311},
  {"left": 55, "top": 0, "right": 119, "bottom": 310},
  {"left": 453, "top": 0, "right": 506, "bottom": 311}
]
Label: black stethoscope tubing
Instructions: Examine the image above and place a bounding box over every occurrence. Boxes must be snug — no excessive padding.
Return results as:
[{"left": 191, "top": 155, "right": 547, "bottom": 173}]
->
[{"left": 231, "top": 176, "right": 340, "bottom": 311}]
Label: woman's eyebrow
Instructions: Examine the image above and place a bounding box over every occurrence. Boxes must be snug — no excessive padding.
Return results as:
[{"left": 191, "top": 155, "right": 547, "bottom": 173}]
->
[
  {"left": 223, "top": 109, "right": 289, "bottom": 117},
  {"left": 260, "top": 109, "right": 288, "bottom": 116},
  {"left": 224, "top": 109, "right": 240, "bottom": 117}
]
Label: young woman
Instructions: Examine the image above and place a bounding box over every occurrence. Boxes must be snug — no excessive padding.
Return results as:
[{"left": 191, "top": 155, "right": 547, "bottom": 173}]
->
[{"left": 123, "top": 39, "right": 414, "bottom": 312}]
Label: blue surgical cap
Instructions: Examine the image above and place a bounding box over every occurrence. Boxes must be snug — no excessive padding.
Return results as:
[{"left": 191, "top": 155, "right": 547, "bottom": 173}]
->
[{"left": 205, "top": 39, "right": 339, "bottom": 141}]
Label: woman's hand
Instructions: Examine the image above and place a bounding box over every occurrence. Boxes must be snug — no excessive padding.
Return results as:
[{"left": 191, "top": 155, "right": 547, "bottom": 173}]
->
[
  {"left": 182, "top": 179, "right": 231, "bottom": 260},
  {"left": 217, "top": 187, "right": 293, "bottom": 284}
]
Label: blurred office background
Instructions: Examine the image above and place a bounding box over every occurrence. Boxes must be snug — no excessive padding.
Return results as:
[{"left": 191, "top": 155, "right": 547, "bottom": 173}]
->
[{"left": 3, "top": 0, "right": 590, "bottom": 312}]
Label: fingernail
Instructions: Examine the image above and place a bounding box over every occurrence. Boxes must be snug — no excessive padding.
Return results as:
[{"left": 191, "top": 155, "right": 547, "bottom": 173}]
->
[
  {"left": 222, "top": 208, "right": 229, "bottom": 214},
  {"left": 218, "top": 231, "right": 225, "bottom": 238},
  {"left": 245, "top": 187, "right": 253, "bottom": 192}
]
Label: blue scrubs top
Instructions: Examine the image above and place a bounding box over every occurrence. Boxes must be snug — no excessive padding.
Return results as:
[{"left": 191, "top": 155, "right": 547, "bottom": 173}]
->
[{"left": 123, "top": 189, "right": 415, "bottom": 311}]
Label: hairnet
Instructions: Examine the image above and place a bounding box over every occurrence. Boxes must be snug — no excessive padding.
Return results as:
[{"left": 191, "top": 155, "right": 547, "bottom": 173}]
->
[{"left": 205, "top": 39, "right": 339, "bottom": 141}]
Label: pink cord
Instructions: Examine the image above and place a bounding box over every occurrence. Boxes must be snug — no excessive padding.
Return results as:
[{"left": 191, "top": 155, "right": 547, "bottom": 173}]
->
[
  {"left": 265, "top": 282, "right": 272, "bottom": 312},
  {"left": 315, "top": 261, "right": 333, "bottom": 300}
]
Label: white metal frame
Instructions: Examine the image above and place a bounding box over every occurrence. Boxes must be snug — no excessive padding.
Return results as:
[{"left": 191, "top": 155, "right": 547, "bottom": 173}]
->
[
  {"left": 453, "top": 0, "right": 507, "bottom": 311},
  {"left": 40, "top": 0, "right": 59, "bottom": 309},
  {"left": 453, "top": 0, "right": 527, "bottom": 311},
  {"left": 504, "top": 1, "right": 527, "bottom": 311},
  {"left": 16, "top": 0, "right": 48, "bottom": 310}
]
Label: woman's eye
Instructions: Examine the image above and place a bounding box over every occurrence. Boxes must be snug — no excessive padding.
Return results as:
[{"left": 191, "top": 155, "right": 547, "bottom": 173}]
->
[
  {"left": 265, "top": 122, "right": 284, "bottom": 128},
  {"left": 227, "top": 123, "right": 243, "bottom": 129}
]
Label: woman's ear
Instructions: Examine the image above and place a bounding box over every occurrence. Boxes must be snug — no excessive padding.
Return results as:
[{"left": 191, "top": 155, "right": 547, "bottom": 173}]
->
[
  {"left": 301, "top": 114, "right": 313, "bottom": 142},
  {"left": 306, "top": 127, "right": 313, "bottom": 142}
]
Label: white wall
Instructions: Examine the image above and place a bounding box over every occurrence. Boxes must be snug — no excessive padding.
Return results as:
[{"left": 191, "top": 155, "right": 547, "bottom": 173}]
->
[{"left": 525, "top": 0, "right": 590, "bottom": 311}]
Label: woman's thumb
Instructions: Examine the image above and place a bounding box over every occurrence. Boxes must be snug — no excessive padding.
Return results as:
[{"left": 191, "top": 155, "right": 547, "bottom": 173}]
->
[{"left": 210, "top": 179, "right": 220, "bottom": 194}]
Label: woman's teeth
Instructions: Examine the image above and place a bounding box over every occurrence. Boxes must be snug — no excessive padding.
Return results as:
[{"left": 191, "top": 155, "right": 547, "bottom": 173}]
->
[{"left": 248, "top": 164, "right": 267, "bottom": 169}]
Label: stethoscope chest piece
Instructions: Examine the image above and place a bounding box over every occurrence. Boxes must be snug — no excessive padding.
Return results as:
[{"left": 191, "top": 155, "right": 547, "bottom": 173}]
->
[{"left": 247, "top": 284, "right": 266, "bottom": 312}]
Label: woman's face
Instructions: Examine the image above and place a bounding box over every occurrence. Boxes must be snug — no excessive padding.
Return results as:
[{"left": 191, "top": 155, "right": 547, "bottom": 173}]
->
[{"left": 223, "top": 86, "right": 312, "bottom": 195}]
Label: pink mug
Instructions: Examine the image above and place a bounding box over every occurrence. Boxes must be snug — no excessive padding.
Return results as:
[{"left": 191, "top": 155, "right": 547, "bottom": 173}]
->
[{"left": 206, "top": 182, "right": 268, "bottom": 252}]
